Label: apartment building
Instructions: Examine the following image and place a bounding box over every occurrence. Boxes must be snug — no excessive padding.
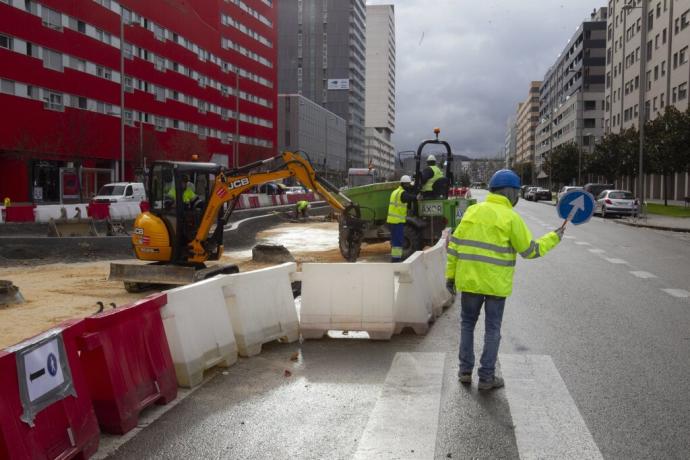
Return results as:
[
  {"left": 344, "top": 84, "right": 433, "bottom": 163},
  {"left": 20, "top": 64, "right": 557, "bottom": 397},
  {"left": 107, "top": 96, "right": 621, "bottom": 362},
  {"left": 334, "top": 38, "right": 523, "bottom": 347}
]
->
[
  {"left": 606, "top": 0, "right": 690, "bottom": 131},
  {"left": 0, "top": 0, "right": 277, "bottom": 203},
  {"left": 364, "top": 4, "right": 396, "bottom": 178},
  {"left": 515, "top": 81, "right": 542, "bottom": 168},
  {"left": 605, "top": 0, "right": 690, "bottom": 199},
  {"left": 278, "top": 0, "right": 367, "bottom": 169},
  {"left": 536, "top": 8, "right": 607, "bottom": 181},
  {"left": 504, "top": 115, "right": 517, "bottom": 168}
]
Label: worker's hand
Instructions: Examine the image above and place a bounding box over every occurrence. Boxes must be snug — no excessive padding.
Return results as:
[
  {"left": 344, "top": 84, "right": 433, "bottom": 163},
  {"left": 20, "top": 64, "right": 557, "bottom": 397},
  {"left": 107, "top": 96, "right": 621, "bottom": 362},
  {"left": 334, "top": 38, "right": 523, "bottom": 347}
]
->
[
  {"left": 554, "top": 225, "right": 565, "bottom": 240},
  {"left": 446, "top": 279, "right": 456, "bottom": 296}
]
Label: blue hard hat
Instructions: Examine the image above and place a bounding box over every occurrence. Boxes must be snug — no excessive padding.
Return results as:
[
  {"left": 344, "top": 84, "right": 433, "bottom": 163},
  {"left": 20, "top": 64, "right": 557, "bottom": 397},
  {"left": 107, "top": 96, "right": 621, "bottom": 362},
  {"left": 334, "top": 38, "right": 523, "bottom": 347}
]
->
[{"left": 489, "top": 169, "right": 521, "bottom": 190}]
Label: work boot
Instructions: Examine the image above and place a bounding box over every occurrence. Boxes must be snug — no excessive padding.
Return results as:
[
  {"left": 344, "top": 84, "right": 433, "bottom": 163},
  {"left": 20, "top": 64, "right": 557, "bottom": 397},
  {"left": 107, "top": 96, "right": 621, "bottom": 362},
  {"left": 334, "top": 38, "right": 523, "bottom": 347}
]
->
[
  {"left": 478, "top": 376, "right": 504, "bottom": 391},
  {"left": 458, "top": 370, "right": 472, "bottom": 384}
]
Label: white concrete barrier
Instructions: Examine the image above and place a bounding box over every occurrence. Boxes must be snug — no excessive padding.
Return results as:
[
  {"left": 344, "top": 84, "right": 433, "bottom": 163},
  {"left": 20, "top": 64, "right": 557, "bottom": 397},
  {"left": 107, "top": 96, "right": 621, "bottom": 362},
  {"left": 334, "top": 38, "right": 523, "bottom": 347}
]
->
[
  {"left": 162, "top": 278, "right": 238, "bottom": 388},
  {"left": 34, "top": 204, "right": 89, "bottom": 222},
  {"left": 422, "top": 232, "right": 453, "bottom": 318},
  {"left": 108, "top": 202, "right": 141, "bottom": 219},
  {"left": 0, "top": 206, "right": 4, "bottom": 223},
  {"left": 393, "top": 251, "right": 434, "bottom": 334},
  {"left": 210, "top": 263, "right": 299, "bottom": 356},
  {"left": 300, "top": 263, "right": 396, "bottom": 340}
]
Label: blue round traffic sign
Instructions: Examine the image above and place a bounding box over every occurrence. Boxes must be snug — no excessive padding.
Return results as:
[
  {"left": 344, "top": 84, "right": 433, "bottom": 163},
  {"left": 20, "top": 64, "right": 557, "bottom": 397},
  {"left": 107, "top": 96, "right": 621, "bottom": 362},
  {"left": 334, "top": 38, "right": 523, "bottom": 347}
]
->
[
  {"left": 557, "top": 190, "right": 596, "bottom": 225},
  {"left": 47, "top": 353, "right": 58, "bottom": 377}
]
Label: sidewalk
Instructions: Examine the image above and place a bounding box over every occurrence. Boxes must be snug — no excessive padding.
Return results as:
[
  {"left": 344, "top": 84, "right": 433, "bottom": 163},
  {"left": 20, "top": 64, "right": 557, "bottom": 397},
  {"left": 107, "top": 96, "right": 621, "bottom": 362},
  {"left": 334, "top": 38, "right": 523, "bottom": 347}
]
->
[{"left": 616, "top": 214, "right": 690, "bottom": 233}]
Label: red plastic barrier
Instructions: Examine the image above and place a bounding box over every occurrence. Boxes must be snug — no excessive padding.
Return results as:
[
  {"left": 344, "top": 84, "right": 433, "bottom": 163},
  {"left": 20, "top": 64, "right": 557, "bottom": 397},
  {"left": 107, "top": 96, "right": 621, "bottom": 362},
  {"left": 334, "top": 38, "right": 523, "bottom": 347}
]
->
[
  {"left": 248, "top": 196, "right": 260, "bottom": 208},
  {"left": 4, "top": 205, "right": 35, "bottom": 222},
  {"left": 77, "top": 293, "right": 177, "bottom": 434},
  {"left": 0, "top": 320, "right": 100, "bottom": 459},
  {"left": 87, "top": 202, "right": 110, "bottom": 220}
]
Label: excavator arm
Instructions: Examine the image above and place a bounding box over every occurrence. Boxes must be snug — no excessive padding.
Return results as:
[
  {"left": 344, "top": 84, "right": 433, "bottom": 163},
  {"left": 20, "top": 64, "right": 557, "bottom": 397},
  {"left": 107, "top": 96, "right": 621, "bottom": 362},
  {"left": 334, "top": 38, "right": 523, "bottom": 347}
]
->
[{"left": 187, "top": 151, "right": 360, "bottom": 263}]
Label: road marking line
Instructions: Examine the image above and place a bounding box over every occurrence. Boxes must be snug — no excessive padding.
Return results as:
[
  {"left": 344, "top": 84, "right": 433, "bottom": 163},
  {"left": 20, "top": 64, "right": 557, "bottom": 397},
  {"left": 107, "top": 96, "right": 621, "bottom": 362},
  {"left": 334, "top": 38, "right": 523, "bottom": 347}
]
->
[
  {"left": 353, "top": 352, "right": 445, "bottom": 460},
  {"left": 563, "top": 235, "right": 576, "bottom": 240},
  {"left": 575, "top": 241, "right": 591, "bottom": 246},
  {"left": 605, "top": 258, "right": 628, "bottom": 264},
  {"left": 661, "top": 289, "right": 690, "bottom": 298},
  {"left": 501, "top": 354, "right": 603, "bottom": 460},
  {"left": 588, "top": 248, "right": 605, "bottom": 254},
  {"left": 630, "top": 271, "right": 657, "bottom": 279}
]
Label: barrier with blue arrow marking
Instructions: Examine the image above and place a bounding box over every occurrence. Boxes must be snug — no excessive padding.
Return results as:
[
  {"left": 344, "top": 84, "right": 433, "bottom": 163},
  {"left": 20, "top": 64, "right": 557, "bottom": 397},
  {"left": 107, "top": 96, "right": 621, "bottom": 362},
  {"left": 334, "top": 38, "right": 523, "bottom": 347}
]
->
[{"left": 557, "top": 190, "right": 596, "bottom": 225}]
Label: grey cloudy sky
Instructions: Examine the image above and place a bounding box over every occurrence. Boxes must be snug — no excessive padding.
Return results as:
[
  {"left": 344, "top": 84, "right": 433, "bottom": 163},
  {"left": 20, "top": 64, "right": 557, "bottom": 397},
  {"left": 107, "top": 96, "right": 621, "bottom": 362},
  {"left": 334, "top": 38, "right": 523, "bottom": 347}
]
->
[{"left": 367, "top": 0, "right": 607, "bottom": 158}]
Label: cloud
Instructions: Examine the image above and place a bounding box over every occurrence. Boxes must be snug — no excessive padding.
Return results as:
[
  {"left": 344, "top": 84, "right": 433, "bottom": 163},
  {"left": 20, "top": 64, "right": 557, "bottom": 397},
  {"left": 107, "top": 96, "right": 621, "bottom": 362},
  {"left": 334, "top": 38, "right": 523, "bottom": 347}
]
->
[{"left": 367, "top": 0, "right": 607, "bottom": 158}]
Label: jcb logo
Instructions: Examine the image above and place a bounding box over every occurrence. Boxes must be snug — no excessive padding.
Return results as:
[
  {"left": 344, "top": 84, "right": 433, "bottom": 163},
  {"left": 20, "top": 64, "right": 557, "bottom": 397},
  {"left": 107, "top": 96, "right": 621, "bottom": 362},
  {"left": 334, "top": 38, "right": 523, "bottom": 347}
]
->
[{"left": 227, "top": 177, "right": 250, "bottom": 190}]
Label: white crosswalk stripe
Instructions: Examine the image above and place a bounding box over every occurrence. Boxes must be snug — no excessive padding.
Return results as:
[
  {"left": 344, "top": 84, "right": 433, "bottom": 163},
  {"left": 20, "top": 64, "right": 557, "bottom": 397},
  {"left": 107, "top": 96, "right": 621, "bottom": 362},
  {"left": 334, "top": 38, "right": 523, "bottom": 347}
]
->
[
  {"left": 354, "top": 352, "right": 445, "bottom": 459},
  {"left": 501, "top": 354, "right": 603, "bottom": 460}
]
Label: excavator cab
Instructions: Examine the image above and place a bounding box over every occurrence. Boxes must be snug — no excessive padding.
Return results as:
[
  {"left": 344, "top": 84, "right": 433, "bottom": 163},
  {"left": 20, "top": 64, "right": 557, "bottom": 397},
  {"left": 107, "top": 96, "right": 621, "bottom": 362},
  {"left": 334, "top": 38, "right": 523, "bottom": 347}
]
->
[{"left": 146, "top": 161, "right": 224, "bottom": 264}]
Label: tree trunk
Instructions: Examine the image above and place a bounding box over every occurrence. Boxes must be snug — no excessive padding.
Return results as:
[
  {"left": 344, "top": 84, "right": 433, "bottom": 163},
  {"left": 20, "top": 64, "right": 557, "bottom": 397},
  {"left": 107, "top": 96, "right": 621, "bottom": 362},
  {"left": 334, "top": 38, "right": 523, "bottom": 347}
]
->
[{"left": 664, "top": 171, "right": 669, "bottom": 206}]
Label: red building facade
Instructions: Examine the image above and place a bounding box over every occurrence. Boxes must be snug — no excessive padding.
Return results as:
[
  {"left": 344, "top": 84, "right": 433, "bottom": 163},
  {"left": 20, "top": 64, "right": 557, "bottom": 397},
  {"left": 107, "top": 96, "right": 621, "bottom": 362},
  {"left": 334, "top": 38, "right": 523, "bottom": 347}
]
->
[{"left": 0, "top": 0, "right": 276, "bottom": 203}]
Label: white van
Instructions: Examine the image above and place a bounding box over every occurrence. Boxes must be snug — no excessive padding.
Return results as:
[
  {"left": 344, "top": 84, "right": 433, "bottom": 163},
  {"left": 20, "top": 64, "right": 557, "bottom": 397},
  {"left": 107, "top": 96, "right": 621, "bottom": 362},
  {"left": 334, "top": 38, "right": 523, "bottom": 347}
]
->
[{"left": 93, "top": 182, "right": 146, "bottom": 203}]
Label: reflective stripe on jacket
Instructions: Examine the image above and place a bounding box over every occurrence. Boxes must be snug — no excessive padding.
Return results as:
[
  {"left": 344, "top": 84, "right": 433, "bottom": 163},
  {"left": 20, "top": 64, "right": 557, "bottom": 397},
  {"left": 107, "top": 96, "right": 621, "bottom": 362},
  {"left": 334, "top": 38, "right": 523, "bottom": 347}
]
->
[
  {"left": 445, "top": 193, "right": 561, "bottom": 297},
  {"left": 386, "top": 186, "right": 408, "bottom": 224},
  {"left": 421, "top": 165, "right": 443, "bottom": 192}
]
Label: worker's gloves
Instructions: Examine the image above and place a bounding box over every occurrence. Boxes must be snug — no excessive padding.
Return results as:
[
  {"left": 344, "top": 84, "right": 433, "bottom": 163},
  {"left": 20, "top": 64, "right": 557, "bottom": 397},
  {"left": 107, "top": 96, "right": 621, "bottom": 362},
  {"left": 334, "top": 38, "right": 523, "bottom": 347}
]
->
[
  {"left": 554, "top": 226, "right": 565, "bottom": 240},
  {"left": 446, "top": 279, "right": 456, "bottom": 296}
]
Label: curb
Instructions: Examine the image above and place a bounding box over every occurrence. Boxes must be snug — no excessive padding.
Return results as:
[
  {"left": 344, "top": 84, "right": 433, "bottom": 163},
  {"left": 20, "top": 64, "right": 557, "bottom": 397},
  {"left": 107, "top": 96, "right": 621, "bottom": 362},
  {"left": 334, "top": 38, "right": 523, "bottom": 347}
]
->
[{"left": 613, "top": 219, "right": 690, "bottom": 233}]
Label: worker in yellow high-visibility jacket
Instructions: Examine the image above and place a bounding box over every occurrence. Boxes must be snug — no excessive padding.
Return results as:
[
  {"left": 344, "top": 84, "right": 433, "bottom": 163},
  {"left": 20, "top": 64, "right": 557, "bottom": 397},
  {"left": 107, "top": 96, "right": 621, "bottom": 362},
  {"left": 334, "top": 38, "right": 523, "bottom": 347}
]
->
[
  {"left": 386, "top": 175, "right": 416, "bottom": 262},
  {"left": 446, "top": 169, "right": 563, "bottom": 391}
]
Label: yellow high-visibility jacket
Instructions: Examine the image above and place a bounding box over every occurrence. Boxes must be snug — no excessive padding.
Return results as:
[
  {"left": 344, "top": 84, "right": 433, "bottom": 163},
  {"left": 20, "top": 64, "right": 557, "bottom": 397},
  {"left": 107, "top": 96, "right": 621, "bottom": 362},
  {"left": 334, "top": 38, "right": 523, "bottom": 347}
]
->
[
  {"left": 386, "top": 186, "right": 408, "bottom": 224},
  {"left": 446, "top": 193, "right": 561, "bottom": 297}
]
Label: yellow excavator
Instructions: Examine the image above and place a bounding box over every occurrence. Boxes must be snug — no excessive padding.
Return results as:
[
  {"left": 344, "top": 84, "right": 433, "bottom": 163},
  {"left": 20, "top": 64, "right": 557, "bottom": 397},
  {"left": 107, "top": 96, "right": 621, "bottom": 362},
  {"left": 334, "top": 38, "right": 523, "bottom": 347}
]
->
[{"left": 109, "top": 151, "right": 362, "bottom": 292}]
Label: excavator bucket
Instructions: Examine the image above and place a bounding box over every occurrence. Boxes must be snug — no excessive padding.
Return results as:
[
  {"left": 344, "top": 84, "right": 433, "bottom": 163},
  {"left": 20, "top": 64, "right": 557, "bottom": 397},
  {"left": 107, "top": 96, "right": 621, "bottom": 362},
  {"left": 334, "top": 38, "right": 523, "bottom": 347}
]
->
[
  {"left": 0, "top": 280, "right": 24, "bottom": 307},
  {"left": 48, "top": 218, "right": 99, "bottom": 237}
]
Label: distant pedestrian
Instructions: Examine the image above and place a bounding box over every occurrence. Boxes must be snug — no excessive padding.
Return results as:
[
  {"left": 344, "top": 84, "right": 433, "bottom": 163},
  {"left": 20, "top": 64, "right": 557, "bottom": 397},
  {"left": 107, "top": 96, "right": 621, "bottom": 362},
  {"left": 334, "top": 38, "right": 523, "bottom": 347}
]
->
[
  {"left": 386, "top": 175, "right": 416, "bottom": 262},
  {"left": 446, "top": 169, "right": 564, "bottom": 390}
]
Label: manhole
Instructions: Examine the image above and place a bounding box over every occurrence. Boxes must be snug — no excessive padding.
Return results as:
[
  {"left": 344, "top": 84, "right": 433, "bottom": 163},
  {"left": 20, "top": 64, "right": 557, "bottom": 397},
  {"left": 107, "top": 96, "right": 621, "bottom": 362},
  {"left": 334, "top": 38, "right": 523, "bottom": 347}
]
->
[{"left": 0, "top": 280, "right": 24, "bottom": 307}]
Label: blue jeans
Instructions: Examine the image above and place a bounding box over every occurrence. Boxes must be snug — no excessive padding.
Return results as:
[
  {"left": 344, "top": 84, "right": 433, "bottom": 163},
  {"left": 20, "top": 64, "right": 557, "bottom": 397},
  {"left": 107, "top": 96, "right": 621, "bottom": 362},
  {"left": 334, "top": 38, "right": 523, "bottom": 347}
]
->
[{"left": 459, "top": 292, "right": 506, "bottom": 382}]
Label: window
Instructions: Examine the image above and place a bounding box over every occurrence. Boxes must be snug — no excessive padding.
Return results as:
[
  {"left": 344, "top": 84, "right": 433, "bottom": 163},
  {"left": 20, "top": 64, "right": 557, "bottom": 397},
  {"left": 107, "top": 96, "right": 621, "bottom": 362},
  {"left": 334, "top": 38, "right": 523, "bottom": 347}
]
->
[
  {"left": 41, "top": 7, "right": 62, "bottom": 31},
  {"left": 682, "top": 10, "right": 690, "bottom": 31},
  {"left": 77, "top": 96, "right": 87, "bottom": 109},
  {"left": 672, "top": 87, "right": 677, "bottom": 103},
  {"left": 155, "top": 56, "right": 165, "bottom": 71},
  {"left": 43, "top": 49, "right": 63, "bottom": 72},
  {"left": 24, "top": 0, "right": 37, "bottom": 14},
  {"left": 26, "top": 42, "right": 35, "bottom": 57},
  {"left": 660, "top": 93, "right": 665, "bottom": 107},
  {"left": 679, "top": 82, "right": 688, "bottom": 100},
  {"left": 96, "top": 66, "right": 112, "bottom": 80},
  {"left": 0, "top": 34, "right": 12, "bottom": 50},
  {"left": 123, "top": 43, "right": 133, "bottom": 59},
  {"left": 77, "top": 20, "right": 86, "bottom": 34},
  {"left": 124, "top": 76, "right": 133, "bottom": 92},
  {"left": 0, "top": 79, "right": 15, "bottom": 95},
  {"left": 680, "top": 46, "right": 688, "bottom": 65},
  {"left": 155, "top": 116, "right": 165, "bottom": 131},
  {"left": 662, "top": 60, "right": 666, "bottom": 76},
  {"left": 673, "top": 52, "right": 678, "bottom": 69},
  {"left": 154, "top": 86, "right": 165, "bottom": 102},
  {"left": 69, "top": 56, "right": 85, "bottom": 71},
  {"left": 654, "top": 65, "right": 659, "bottom": 80},
  {"left": 43, "top": 91, "right": 63, "bottom": 111}
]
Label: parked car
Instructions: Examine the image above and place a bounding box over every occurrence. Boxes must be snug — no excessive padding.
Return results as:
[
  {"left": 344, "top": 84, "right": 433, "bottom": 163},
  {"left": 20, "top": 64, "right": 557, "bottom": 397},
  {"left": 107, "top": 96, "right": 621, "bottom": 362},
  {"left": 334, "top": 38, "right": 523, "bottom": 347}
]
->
[
  {"left": 595, "top": 190, "right": 638, "bottom": 217},
  {"left": 256, "top": 182, "right": 287, "bottom": 195},
  {"left": 556, "top": 186, "right": 583, "bottom": 204},
  {"left": 584, "top": 183, "right": 614, "bottom": 199},
  {"left": 526, "top": 187, "right": 552, "bottom": 201},
  {"left": 520, "top": 185, "right": 534, "bottom": 198},
  {"left": 284, "top": 186, "right": 310, "bottom": 194},
  {"left": 93, "top": 182, "right": 146, "bottom": 203}
]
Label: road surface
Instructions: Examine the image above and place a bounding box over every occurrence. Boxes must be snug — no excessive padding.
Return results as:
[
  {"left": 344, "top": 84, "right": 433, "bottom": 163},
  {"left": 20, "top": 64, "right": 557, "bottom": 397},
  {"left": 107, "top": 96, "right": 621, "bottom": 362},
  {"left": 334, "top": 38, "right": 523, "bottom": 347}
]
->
[{"left": 100, "top": 189, "right": 690, "bottom": 459}]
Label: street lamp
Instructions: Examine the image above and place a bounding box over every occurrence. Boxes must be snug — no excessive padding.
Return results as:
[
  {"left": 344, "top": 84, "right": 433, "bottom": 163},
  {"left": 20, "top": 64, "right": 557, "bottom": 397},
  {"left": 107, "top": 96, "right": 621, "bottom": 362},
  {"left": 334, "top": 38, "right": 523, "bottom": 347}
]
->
[{"left": 622, "top": 0, "right": 648, "bottom": 207}]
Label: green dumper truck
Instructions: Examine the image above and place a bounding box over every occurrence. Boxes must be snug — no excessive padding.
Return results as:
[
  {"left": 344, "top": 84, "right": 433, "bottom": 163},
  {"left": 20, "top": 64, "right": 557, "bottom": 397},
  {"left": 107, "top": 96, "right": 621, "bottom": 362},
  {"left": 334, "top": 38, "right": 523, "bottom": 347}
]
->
[{"left": 338, "top": 130, "right": 476, "bottom": 261}]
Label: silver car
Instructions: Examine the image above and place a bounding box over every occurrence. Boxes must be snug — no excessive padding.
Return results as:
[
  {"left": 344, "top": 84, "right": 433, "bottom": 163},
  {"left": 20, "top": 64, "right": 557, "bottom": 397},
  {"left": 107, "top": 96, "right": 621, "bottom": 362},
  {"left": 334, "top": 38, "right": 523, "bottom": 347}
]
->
[{"left": 595, "top": 190, "right": 638, "bottom": 217}]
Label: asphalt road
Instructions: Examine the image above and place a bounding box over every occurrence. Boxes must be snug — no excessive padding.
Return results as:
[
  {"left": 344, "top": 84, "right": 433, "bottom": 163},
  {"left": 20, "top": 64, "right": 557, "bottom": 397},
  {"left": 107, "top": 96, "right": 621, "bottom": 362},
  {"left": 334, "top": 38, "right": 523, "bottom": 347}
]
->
[{"left": 101, "top": 190, "right": 690, "bottom": 459}]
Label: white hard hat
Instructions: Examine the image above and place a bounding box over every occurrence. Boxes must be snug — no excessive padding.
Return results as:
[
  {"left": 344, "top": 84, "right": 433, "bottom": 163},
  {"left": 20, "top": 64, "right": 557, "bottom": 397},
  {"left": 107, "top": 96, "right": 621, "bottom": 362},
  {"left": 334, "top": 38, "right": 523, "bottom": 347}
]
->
[
  {"left": 426, "top": 155, "right": 437, "bottom": 163},
  {"left": 400, "top": 175, "right": 412, "bottom": 184}
]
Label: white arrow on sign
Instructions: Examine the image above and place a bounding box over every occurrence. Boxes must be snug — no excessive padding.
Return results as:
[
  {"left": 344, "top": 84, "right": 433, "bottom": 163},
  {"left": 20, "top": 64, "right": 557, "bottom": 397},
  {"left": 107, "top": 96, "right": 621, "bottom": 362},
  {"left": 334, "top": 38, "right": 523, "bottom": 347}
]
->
[{"left": 566, "top": 195, "right": 586, "bottom": 222}]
